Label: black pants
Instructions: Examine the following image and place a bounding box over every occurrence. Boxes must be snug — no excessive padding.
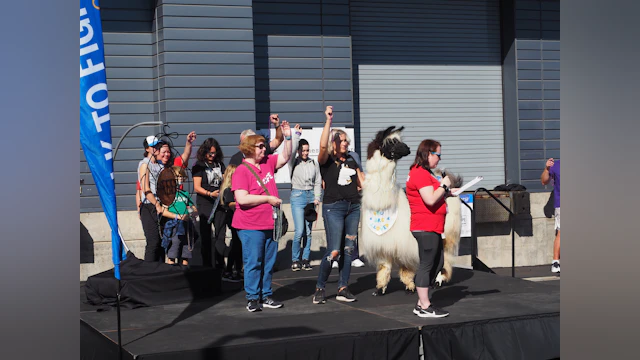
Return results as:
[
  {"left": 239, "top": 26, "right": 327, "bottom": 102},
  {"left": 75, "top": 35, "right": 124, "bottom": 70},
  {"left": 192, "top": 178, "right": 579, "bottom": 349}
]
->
[
  {"left": 225, "top": 224, "right": 243, "bottom": 273},
  {"left": 140, "top": 203, "right": 166, "bottom": 262},
  {"left": 412, "top": 231, "right": 444, "bottom": 288},
  {"left": 199, "top": 208, "right": 227, "bottom": 268}
]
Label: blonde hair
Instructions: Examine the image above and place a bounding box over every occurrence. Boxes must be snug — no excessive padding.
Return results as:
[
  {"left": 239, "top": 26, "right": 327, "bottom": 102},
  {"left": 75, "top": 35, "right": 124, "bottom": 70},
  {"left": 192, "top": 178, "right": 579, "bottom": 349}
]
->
[
  {"left": 171, "top": 165, "right": 186, "bottom": 178},
  {"left": 219, "top": 164, "right": 237, "bottom": 206},
  {"left": 327, "top": 129, "right": 351, "bottom": 155}
]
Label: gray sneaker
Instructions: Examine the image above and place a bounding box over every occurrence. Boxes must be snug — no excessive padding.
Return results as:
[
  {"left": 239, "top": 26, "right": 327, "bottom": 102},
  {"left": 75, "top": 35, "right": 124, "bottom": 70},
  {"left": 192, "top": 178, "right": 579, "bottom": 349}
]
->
[
  {"left": 336, "top": 287, "right": 357, "bottom": 302},
  {"left": 301, "top": 260, "right": 312, "bottom": 271},
  {"left": 262, "top": 297, "right": 283, "bottom": 309},
  {"left": 246, "top": 300, "right": 261, "bottom": 312},
  {"left": 313, "top": 288, "right": 326, "bottom": 304},
  {"left": 291, "top": 261, "right": 302, "bottom": 271}
]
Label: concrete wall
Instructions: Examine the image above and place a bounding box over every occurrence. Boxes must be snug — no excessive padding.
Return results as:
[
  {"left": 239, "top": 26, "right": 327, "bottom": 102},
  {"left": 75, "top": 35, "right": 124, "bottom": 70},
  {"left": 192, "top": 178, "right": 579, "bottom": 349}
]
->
[{"left": 80, "top": 192, "right": 556, "bottom": 280}]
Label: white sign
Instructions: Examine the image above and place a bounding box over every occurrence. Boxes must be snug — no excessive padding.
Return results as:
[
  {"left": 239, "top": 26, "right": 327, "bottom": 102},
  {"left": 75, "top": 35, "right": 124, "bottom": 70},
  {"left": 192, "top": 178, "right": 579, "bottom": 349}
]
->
[
  {"left": 459, "top": 193, "right": 473, "bottom": 238},
  {"left": 266, "top": 127, "right": 355, "bottom": 184}
]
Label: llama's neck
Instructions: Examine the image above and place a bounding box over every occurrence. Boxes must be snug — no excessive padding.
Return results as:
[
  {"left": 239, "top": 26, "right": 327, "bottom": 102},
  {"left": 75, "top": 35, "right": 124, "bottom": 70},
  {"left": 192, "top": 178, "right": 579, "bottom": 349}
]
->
[{"left": 362, "top": 152, "right": 400, "bottom": 211}]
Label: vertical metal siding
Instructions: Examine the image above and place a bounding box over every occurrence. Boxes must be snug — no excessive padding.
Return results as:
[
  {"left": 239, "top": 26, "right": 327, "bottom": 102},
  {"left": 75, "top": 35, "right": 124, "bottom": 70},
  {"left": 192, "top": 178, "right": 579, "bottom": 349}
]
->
[
  {"left": 80, "top": 0, "right": 156, "bottom": 212},
  {"left": 351, "top": 0, "right": 505, "bottom": 189},
  {"left": 515, "top": 0, "right": 559, "bottom": 191}
]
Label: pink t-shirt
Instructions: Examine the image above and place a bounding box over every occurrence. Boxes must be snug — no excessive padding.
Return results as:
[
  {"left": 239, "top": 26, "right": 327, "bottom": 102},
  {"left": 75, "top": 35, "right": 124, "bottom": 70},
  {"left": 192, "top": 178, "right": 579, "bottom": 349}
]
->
[{"left": 231, "top": 154, "right": 280, "bottom": 230}]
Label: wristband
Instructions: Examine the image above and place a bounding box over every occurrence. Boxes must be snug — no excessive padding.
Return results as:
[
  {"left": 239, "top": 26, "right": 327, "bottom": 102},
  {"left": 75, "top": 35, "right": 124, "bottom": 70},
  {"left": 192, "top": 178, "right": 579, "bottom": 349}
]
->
[
  {"left": 285, "top": 136, "right": 291, "bottom": 140},
  {"left": 295, "top": 131, "right": 302, "bottom": 136}
]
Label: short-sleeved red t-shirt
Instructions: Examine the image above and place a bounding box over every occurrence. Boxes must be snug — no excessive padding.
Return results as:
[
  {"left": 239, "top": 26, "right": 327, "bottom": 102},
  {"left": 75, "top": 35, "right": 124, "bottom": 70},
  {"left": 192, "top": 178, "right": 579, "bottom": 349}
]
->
[{"left": 406, "top": 165, "right": 446, "bottom": 233}]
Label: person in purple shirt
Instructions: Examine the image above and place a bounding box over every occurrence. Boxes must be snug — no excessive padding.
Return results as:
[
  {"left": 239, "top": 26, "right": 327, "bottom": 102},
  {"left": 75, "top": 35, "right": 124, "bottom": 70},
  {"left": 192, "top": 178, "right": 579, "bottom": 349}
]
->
[{"left": 541, "top": 158, "right": 560, "bottom": 273}]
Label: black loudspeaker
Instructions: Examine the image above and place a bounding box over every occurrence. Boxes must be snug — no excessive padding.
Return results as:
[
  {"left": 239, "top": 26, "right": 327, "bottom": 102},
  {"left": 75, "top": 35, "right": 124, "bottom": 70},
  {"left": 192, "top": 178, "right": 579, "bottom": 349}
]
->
[{"left": 510, "top": 191, "right": 531, "bottom": 215}]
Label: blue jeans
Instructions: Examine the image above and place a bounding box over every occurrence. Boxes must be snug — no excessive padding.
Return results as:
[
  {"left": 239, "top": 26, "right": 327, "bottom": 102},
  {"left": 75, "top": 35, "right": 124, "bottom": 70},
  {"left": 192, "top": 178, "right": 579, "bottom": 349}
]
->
[
  {"left": 316, "top": 201, "right": 361, "bottom": 289},
  {"left": 238, "top": 230, "right": 278, "bottom": 301},
  {"left": 290, "top": 189, "right": 314, "bottom": 262}
]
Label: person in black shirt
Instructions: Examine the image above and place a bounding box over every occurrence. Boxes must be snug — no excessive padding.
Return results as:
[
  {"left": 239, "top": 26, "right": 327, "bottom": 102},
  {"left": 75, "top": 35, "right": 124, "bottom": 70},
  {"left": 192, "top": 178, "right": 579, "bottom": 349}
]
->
[
  {"left": 313, "top": 106, "right": 365, "bottom": 305},
  {"left": 228, "top": 114, "right": 285, "bottom": 166},
  {"left": 192, "top": 138, "right": 226, "bottom": 268}
]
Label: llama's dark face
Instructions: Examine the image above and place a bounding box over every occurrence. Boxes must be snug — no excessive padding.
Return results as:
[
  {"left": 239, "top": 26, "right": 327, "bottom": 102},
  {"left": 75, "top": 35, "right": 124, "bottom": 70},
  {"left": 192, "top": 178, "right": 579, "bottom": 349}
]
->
[
  {"left": 380, "top": 139, "right": 410, "bottom": 161},
  {"left": 367, "top": 126, "right": 412, "bottom": 161}
]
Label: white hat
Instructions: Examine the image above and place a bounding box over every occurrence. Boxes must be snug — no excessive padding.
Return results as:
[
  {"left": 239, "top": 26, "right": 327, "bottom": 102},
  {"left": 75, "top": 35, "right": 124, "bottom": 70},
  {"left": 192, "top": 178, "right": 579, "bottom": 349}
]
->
[{"left": 144, "top": 135, "right": 159, "bottom": 147}]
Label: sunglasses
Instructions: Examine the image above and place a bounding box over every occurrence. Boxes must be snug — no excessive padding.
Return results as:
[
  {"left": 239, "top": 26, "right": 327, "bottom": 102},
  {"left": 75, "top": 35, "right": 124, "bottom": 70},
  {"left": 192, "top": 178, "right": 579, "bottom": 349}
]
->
[
  {"left": 430, "top": 151, "right": 442, "bottom": 159},
  {"left": 255, "top": 144, "right": 266, "bottom": 149}
]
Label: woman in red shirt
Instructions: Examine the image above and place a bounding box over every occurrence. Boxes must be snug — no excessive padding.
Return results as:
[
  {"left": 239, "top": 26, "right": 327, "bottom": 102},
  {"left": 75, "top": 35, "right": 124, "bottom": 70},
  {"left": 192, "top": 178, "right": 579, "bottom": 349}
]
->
[{"left": 405, "top": 139, "right": 456, "bottom": 318}]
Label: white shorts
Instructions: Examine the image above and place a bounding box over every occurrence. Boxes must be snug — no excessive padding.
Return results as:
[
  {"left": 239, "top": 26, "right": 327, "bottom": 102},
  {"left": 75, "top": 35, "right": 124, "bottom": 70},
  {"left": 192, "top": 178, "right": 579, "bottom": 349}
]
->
[{"left": 554, "top": 208, "right": 560, "bottom": 230}]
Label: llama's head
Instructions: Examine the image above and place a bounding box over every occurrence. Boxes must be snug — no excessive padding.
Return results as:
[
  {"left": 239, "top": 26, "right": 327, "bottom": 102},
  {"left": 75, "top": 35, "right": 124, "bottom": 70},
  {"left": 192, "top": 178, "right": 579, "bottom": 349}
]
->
[{"left": 367, "top": 126, "right": 411, "bottom": 161}]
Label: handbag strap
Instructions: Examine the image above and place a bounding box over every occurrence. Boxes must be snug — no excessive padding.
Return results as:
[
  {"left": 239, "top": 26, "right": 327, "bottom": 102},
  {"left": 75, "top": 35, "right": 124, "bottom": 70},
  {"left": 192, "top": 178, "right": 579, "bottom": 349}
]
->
[{"left": 241, "top": 162, "right": 271, "bottom": 196}]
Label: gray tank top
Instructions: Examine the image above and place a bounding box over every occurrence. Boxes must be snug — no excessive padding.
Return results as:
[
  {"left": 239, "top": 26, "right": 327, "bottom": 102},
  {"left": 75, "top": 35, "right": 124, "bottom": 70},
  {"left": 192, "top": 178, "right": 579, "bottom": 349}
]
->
[{"left": 138, "top": 157, "right": 163, "bottom": 204}]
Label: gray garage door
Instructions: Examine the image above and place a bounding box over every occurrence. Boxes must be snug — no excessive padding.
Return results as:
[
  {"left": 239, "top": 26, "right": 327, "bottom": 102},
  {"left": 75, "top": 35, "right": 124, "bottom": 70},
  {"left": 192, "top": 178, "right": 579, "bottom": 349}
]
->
[{"left": 351, "top": 0, "right": 505, "bottom": 189}]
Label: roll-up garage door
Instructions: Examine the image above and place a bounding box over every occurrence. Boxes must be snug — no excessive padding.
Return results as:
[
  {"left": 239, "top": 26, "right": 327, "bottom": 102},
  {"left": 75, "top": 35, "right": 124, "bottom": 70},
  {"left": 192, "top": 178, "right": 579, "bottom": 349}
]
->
[{"left": 351, "top": 0, "right": 505, "bottom": 188}]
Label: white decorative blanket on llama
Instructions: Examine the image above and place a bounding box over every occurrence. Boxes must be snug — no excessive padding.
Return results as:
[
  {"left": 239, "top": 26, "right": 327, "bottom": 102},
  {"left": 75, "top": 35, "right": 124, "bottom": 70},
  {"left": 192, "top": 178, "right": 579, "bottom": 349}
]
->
[{"left": 364, "top": 208, "right": 398, "bottom": 236}]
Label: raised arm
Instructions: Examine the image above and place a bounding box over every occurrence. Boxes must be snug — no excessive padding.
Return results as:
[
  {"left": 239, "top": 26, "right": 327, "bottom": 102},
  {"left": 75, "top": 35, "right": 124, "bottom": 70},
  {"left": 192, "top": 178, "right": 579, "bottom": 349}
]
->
[
  {"left": 287, "top": 124, "right": 302, "bottom": 172},
  {"left": 318, "top": 106, "right": 333, "bottom": 165},
  {"left": 269, "top": 114, "right": 284, "bottom": 150},
  {"left": 180, "top": 131, "right": 197, "bottom": 166},
  {"left": 275, "top": 121, "right": 292, "bottom": 169},
  {"left": 541, "top": 158, "right": 554, "bottom": 185}
]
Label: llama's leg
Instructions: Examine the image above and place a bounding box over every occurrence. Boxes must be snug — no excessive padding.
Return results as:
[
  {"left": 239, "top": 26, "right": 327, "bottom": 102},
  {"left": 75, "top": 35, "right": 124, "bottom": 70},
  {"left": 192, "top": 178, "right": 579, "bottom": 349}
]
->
[
  {"left": 374, "top": 261, "right": 392, "bottom": 296},
  {"left": 398, "top": 266, "right": 416, "bottom": 293}
]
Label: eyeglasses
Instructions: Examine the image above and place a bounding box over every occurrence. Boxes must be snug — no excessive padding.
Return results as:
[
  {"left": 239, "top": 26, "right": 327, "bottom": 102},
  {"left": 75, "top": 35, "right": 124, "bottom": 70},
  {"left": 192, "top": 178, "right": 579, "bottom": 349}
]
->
[
  {"left": 207, "top": 152, "right": 216, "bottom": 156},
  {"left": 255, "top": 144, "right": 266, "bottom": 149},
  {"left": 430, "top": 151, "right": 442, "bottom": 159}
]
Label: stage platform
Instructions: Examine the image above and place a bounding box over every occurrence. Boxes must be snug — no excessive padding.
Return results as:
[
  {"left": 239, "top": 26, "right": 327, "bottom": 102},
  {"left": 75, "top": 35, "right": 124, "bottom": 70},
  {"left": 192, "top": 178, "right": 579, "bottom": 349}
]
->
[{"left": 80, "top": 266, "right": 560, "bottom": 360}]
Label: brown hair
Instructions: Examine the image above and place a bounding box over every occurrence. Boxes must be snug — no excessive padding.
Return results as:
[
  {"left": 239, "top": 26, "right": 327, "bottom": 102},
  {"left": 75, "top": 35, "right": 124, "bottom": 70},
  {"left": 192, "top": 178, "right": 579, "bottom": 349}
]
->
[
  {"left": 219, "top": 164, "right": 237, "bottom": 206},
  {"left": 411, "top": 139, "right": 441, "bottom": 170},
  {"left": 239, "top": 134, "right": 266, "bottom": 157}
]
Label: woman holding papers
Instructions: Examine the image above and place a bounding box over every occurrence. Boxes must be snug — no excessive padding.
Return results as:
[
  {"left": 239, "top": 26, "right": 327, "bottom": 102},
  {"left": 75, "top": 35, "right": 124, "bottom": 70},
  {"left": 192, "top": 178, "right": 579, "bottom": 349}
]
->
[{"left": 405, "top": 139, "right": 458, "bottom": 318}]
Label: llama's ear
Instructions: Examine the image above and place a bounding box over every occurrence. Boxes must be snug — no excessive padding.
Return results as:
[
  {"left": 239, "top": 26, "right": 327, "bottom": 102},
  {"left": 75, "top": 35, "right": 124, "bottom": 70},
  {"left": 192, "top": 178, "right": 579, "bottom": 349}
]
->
[{"left": 382, "top": 126, "right": 396, "bottom": 139}]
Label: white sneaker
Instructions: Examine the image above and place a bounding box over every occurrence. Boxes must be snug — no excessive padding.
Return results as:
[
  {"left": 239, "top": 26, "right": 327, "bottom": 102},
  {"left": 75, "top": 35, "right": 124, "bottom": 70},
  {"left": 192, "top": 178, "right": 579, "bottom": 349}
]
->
[
  {"left": 332, "top": 261, "right": 339, "bottom": 268},
  {"left": 551, "top": 262, "right": 560, "bottom": 273},
  {"left": 352, "top": 259, "right": 365, "bottom": 267}
]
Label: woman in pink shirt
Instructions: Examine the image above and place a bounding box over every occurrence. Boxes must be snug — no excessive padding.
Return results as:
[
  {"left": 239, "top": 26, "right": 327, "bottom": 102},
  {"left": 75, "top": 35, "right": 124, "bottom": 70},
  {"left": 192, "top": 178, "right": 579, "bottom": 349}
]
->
[{"left": 232, "top": 122, "right": 291, "bottom": 312}]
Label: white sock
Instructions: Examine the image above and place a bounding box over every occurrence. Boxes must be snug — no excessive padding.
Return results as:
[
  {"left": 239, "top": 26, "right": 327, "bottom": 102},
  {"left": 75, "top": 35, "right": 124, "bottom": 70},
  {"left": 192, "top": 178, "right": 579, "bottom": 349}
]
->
[{"left": 552, "top": 260, "right": 559, "bottom": 264}]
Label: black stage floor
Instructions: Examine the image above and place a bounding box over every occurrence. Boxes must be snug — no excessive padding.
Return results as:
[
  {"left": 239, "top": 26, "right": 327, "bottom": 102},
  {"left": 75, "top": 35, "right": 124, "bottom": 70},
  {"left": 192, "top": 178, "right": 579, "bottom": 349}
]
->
[{"left": 80, "top": 266, "right": 560, "bottom": 360}]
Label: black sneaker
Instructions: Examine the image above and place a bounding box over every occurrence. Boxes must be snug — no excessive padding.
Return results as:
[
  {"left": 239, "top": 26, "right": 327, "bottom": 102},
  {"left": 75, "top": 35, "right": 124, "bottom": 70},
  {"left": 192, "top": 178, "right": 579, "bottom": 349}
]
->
[
  {"left": 246, "top": 300, "right": 261, "bottom": 312},
  {"left": 336, "top": 287, "right": 357, "bottom": 302},
  {"left": 413, "top": 304, "right": 449, "bottom": 318},
  {"left": 262, "top": 297, "right": 283, "bottom": 309},
  {"left": 291, "top": 261, "right": 301, "bottom": 271},
  {"left": 222, "top": 271, "right": 234, "bottom": 282},
  {"left": 301, "top": 260, "right": 312, "bottom": 271},
  {"left": 312, "top": 288, "right": 326, "bottom": 304}
]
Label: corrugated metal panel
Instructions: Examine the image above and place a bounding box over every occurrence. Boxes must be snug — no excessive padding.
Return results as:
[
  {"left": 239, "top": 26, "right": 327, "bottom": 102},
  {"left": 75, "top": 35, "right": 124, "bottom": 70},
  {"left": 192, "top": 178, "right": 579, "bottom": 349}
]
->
[
  {"left": 80, "top": 1, "right": 156, "bottom": 212},
  {"left": 253, "top": 0, "right": 353, "bottom": 128},
  {"left": 514, "top": 0, "right": 560, "bottom": 191},
  {"left": 351, "top": 0, "right": 505, "bottom": 190}
]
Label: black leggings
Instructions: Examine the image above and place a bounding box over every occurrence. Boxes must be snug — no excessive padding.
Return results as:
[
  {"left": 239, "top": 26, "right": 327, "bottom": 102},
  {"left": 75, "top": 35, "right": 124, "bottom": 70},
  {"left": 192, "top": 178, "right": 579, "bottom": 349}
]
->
[
  {"left": 199, "top": 208, "right": 227, "bottom": 268},
  {"left": 140, "top": 203, "right": 166, "bottom": 262},
  {"left": 412, "top": 231, "right": 444, "bottom": 288}
]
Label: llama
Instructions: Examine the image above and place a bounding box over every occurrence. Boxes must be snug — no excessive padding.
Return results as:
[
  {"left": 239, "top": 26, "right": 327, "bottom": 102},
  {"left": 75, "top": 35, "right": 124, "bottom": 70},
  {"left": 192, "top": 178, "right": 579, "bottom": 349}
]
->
[{"left": 360, "top": 127, "right": 462, "bottom": 295}]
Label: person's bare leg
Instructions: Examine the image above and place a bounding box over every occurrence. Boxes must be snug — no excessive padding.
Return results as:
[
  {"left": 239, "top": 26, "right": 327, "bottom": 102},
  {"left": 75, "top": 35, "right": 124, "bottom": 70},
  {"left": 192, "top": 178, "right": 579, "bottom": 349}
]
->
[
  {"left": 553, "top": 230, "right": 560, "bottom": 261},
  {"left": 417, "top": 287, "right": 430, "bottom": 308}
]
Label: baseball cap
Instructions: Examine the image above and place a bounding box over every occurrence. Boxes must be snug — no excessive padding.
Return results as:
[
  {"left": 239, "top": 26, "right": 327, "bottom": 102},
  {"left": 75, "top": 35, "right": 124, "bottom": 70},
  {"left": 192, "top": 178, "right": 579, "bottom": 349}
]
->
[{"left": 144, "top": 136, "right": 159, "bottom": 148}]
